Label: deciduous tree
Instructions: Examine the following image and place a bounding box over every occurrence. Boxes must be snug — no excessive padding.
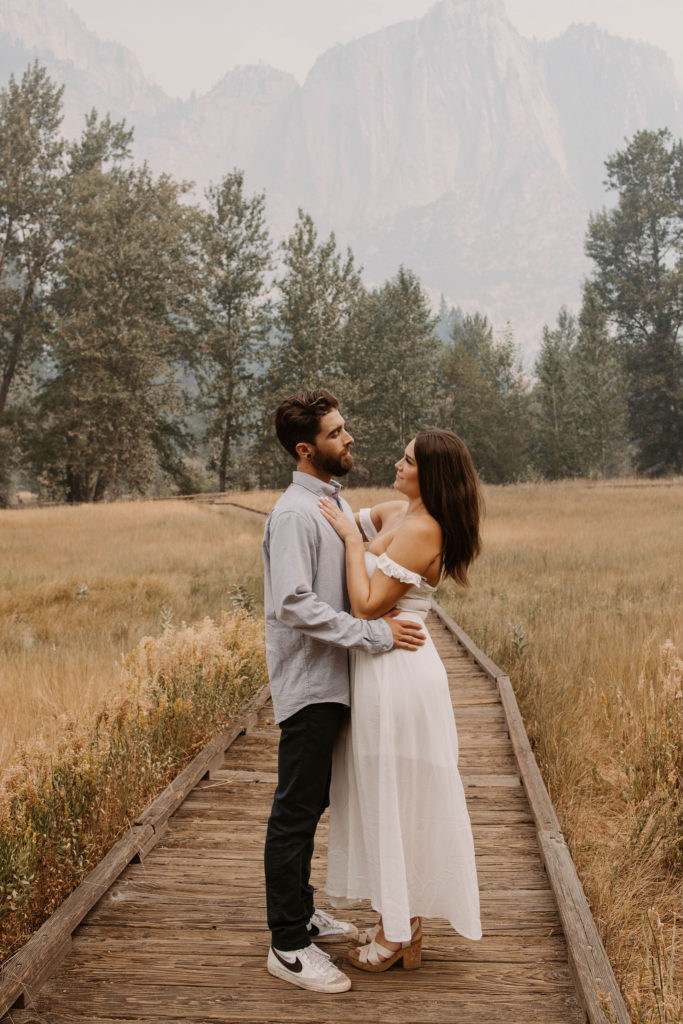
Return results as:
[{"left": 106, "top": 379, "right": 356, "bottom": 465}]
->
[
  {"left": 0, "top": 63, "right": 65, "bottom": 495},
  {"left": 32, "top": 118, "right": 197, "bottom": 501}
]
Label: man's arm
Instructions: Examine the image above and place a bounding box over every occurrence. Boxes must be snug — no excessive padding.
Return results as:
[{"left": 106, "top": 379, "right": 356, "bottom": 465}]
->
[{"left": 266, "top": 511, "right": 423, "bottom": 652}]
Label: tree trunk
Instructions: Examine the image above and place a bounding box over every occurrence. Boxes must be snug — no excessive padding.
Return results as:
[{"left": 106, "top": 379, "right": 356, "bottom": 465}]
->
[
  {"left": 0, "top": 273, "right": 39, "bottom": 419},
  {"left": 219, "top": 417, "right": 232, "bottom": 492},
  {"left": 0, "top": 323, "right": 25, "bottom": 419},
  {"left": 66, "top": 466, "right": 83, "bottom": 504},
  {"left": 93, "top": 470, "right": 110, "bottom": 502}
]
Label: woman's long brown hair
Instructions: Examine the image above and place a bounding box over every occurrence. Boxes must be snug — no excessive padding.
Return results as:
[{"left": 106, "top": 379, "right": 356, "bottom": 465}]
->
[{"left": 414, "top": 430, "right": 483, "bottom": 586}]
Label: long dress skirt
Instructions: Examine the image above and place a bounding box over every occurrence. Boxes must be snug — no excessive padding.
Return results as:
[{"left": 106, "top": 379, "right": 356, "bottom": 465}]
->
[{"left": 325, "top": 610, "right": 482, "bottom": 944}]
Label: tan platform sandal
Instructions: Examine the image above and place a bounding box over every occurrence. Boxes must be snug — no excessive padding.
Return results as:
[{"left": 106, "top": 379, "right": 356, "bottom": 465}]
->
[
  {"left": 357, "top": 921, "right": 381, "bottom": 945},
  {"left": 349, "top": 918, "right": 422, "bottom": 972}
]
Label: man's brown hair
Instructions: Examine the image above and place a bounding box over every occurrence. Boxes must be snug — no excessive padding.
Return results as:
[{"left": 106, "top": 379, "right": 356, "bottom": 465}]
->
[{"left": 274, "top": 389, "right": 339, "bottom": 460}]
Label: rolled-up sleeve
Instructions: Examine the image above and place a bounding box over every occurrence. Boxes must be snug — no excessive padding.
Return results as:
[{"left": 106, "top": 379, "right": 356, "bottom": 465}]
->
[{"left": 268, "top": 511, "right": 392, "bottom": 653}]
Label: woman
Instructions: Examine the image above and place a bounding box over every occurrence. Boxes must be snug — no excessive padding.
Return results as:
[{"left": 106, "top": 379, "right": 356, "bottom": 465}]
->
[{"left": 318, "top": 429, "right": 483, "bottom": 972}]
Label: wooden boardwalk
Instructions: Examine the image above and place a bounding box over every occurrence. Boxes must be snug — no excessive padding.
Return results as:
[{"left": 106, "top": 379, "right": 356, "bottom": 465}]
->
[{"left": 1, "top": 608, "right": 630, "bottom": 1024}]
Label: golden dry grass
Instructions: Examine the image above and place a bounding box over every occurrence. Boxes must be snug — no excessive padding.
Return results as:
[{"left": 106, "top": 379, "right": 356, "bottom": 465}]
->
[
  {"left": 434, "top": 479, "right": 683, "bottom": 1023},
  {"left": 0, "top": 500, "right": 264, "bottom": 770},
  {"left": 1, "top": 480, "right": 681, "bottom": 1021},
  {"left": 1, "top": 609, "right": 267, "bottom": 957}
]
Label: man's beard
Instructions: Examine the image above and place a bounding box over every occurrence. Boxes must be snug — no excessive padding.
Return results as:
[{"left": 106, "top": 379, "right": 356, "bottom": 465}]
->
[{"left": 311, "top": 447, "right": 354, "bottom": 477}]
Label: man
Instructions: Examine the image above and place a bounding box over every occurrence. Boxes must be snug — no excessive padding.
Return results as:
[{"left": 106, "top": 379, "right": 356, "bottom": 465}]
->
[{"left": 263, "top": 388, "right": 424, "bottom": 993}]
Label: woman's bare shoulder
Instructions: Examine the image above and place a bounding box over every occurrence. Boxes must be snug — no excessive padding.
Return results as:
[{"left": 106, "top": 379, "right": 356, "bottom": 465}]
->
[
  {"left": 393, "top": 513, "right": 442, "bottom": 544},
  {"left": 385, "top": 514, "right": 442, "bottom": 576}
]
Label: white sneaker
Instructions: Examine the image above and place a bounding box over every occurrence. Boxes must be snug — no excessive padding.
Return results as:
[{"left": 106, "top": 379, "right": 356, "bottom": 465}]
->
[
  {"left": 307, "top": 908, "right": 359, "bottom": 943},
  {"left": 267, "top": 942, "right": 352, "bottom": 993}
]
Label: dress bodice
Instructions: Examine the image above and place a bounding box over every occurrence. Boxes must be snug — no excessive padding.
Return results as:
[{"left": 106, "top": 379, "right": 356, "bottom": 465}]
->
[
  {"left": 359, "top": 506, "right": 436, "bottom": 619},
  {"left": 364, "top": 550, "right": 435, "bottom": 620}
]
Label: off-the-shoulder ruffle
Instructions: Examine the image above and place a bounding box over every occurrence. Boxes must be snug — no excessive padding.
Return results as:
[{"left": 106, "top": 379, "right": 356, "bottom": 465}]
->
[
  {"left": 359, "top": 507, "right": 378, "bottom": 540},
  {"left": 376, "top": 552, "right": 422, "bottom": 587}
]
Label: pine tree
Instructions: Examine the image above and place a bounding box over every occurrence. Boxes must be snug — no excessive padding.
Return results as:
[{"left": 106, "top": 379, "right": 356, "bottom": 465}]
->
[
  {"left": 343, "top": 267, "right": 441, "bottom": 483},
  {"left": 532, "top": 308, "right": 584, "bottom": 479},
  {"left": 255, "top": 210, "right": 364, "bottom": 486},
  {"left": 271, "top": 210, "right": 363, "bottom": 394},
  {"left": 434, "top": 295, "right": 464, "bottom": 344},
  {"left": 440, "top": 314, "right": 532, "bottom": 482},
  {"left": 573, "top": 282, "right": 629, "bottom": 476},
  {"left": 586, "top": 129, "right": 683, "bottom": 474},
  {"left": 194, "top": 170, "right": 272, "bottom": 491}
]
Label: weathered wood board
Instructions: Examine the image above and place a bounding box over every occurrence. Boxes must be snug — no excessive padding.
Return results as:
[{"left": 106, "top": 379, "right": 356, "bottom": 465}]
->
[{"left": 2, "top": 610, "right": 630, "bottom": 1024}]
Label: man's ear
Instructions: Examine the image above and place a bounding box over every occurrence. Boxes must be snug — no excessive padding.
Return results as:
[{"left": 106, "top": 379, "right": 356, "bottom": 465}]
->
[{"left": 295, "top": 441, "right": 313, "bottom": 461}]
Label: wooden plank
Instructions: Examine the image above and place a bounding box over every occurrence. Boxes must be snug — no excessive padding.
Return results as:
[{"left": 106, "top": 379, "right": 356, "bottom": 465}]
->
[
  {"left": 430, "top": 603, "right": 505, "bottom": 680},
  {"left": 33, "top": 980, "right": 585, "bottom": 1024},
  {"left": 2, "top": 605, "right": 618, "bottom": 1024},
  {"left": 95, "top": 875, "right": 560, "bottom": 913},
  {"left": 446, "top": 705, "right": 506, "bottom": 719},
  {"left": 195, "top": 768, "right": 279, "bottom": 786},
  {"left": 180, "top": 786, "right": 528, "bottom": 812},
  {"left": 0, "top": 825, "right": 153, "bottom": 1015},
  {"left": 111, "top": 861, "right": 551, "bottom": 893},
  {"left": 0, "top": 937, "right": 71, "bottom": 1016},
  {"left": 137, "top": 683, "right": 272, "bottom": 831},
  {"left": 49, "top": 958, "right": 581, "bottom": 997},
  {"left": 493, "top": 676, "right": 560, "bottom": 834},
  {"left": 15, "top": 999, "right": 584, "bottom": 1024},
  {"left": 431, "top": 605, "right": 631, "bottom": 1024},
  {"left": 462, "top": 774, "right": 521, "bottom": 787},
  {"left": 70, "top": 924, "right": 572, "bottom": 962},
  {"left": 0, "top": 686, "right": 271, "bottom": 1019},
  {"left": 131, "top": 821, "right": 168, "bottom": 863},
  {"left": 539, "top": 829, "right": 632, "bottom": 1024},
  {"left": 125, "top": 858, "right": 545, "bottom": 889}
]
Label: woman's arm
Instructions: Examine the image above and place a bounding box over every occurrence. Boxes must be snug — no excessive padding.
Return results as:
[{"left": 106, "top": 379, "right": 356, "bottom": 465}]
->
[{"left": 319, "top": 499, "right": 440, "bottom": 618}]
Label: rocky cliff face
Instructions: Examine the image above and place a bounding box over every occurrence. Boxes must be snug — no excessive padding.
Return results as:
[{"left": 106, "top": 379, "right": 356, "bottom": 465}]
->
[
  {"left": 245, "top": 0, "right": 681, "bottom": 344},
  {"left": 257, "top": 0, "right": 585, "bottom": 337},
  {"left": 1, "top": 0, "right": 681, "bottom": 350},
  {"left": 135, "top": 65, "right": 299, "bottom": 194},
  {"left": 542, "top": 23, "right": 682, "bottom": 208},
  {"left": 0, "top": 0, "right": 167, "bottom": 134}
]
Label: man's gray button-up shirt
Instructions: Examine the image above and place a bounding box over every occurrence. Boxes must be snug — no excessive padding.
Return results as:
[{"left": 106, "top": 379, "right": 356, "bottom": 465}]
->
[{"left": 262, "top": 471, "right": 393, "bottom": 723}]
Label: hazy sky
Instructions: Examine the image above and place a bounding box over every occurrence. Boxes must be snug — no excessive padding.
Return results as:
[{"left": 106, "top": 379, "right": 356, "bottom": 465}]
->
[{"left": 65, "top": 0, "right": 683, "bottom": 99}]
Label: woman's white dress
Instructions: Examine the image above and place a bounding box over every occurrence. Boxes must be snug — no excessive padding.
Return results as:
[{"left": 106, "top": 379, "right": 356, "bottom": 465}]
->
[{"left": 325, "top": 510, "right": 482, "bottom": 943}]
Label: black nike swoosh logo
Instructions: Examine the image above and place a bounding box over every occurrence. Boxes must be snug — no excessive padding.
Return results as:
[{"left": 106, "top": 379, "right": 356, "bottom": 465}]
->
[{"left": 273, "top": 948, "right": 303, "bottom": 973}]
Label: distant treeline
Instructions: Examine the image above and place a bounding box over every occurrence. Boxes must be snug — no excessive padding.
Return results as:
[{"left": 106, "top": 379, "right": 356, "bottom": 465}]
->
[{"left": 0, "top": 62, "right": 681, "bottom": 503}]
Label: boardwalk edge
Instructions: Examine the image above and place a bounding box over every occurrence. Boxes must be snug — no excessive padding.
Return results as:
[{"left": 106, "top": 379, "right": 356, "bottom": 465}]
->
[
  {"left": 0, "top": 682, "right": 272, "bottom": 1019},
  {"left": 431, "top": 599, "right": 632, "bottom": 1024}
]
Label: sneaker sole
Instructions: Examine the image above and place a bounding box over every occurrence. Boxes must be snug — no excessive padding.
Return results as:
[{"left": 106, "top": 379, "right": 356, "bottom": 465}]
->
[{"left": 267, "top": 960, "right": 351, "bottom": 993}]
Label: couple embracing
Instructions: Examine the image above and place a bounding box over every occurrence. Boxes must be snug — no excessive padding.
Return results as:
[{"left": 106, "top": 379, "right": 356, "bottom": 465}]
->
[{"left": 262, "top": 388, "right": 482, "bottom": 993}]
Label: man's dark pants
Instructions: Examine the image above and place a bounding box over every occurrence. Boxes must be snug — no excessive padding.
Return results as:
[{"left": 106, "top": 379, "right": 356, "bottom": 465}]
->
[{"left": 264, "top": 701, "right": 348, "bottom": 952}]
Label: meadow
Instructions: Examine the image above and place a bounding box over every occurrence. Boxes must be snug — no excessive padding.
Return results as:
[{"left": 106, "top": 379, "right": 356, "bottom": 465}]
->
[
  {"left": 0, "top": 480, "right": 681, "bottom": 1021},
  {"left": 0, "top": 500, "right": 265, "bottom": 769}
]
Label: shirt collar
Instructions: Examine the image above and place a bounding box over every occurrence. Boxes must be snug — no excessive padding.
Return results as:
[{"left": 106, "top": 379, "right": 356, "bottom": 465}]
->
[{"left": 292, "top": 470, "right": 343, "bottom": 499}]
